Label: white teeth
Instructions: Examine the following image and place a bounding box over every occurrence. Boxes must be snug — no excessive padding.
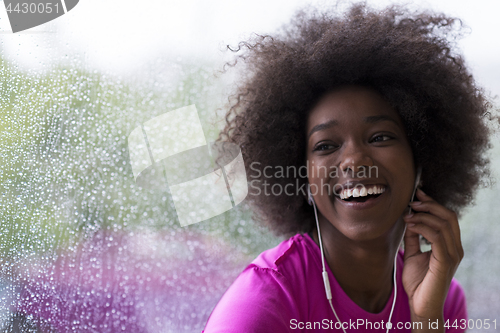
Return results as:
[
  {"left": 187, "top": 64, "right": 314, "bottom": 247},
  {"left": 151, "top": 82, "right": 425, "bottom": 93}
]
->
[
  {"left": 339, "top": 185, "right": 385, "bottom": 200},
  {"left": 360, "top": 187, "right": 367, "bottom": 196}
]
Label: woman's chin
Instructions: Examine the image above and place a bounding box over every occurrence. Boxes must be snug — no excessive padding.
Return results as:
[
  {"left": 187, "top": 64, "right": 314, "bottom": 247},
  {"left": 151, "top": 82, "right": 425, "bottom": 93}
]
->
[{"left": 331, "top": 215, "right": 404, "bottom": 243}]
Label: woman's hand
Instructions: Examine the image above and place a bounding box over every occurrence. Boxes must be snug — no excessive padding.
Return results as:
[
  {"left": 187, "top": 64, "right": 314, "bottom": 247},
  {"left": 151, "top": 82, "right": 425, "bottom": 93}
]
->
[{"left": 402, "top": 189, "right": 464, "bottom": 331}]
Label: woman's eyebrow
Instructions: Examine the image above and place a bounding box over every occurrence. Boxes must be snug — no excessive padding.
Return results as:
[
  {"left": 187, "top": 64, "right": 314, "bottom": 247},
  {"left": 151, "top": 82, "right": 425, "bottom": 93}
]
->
[
  {"left": 308, "top": 115, "right": 399, "bottom": 139},
  {"left": 308, "top": 119, "right": 338, "bottom": 139},
  {"left": 364, "top": 115, "right": 399, "bottom": 125}
]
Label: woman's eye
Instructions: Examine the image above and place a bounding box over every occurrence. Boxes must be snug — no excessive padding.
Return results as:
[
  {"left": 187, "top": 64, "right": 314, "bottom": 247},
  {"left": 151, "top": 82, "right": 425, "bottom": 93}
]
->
[
  {"left": 313, "top": 143, "right": 338, "bottom": 151},
  {"left": 371, "top": 135, "right": 392, "bottom": 143}
]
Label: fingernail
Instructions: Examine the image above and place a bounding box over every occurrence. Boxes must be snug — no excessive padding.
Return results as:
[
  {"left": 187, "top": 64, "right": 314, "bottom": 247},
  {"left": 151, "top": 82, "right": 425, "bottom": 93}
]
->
[
  {"left": 410, "top": 201, "right": 422, "bottom": 206},
  {"left": 408, "top": 223, "right": 416, "bottom": 227},
  {"left": 405, "top": 213, "right": 414, "bottom": 218}
]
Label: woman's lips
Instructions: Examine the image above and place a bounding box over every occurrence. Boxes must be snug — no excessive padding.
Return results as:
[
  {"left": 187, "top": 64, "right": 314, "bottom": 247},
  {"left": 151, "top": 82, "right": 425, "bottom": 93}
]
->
[{"left": 335, "top": 188, "right": 387, "bottom": 210}]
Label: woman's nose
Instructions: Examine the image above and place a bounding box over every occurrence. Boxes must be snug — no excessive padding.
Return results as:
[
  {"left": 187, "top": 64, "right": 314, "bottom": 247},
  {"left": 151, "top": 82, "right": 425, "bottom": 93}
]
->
[{"left": 338, "top": 142, "right": 374, "bottom": 176}]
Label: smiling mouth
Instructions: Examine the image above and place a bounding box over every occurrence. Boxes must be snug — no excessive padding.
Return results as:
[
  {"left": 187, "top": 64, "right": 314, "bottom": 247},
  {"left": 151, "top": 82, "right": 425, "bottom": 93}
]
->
[{"left": 338, "top": 185, "right": 386, "bottom": 202}]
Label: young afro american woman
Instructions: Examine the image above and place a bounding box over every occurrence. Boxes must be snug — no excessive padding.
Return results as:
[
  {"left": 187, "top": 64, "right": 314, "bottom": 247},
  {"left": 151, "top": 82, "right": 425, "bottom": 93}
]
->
[{"left": 204, "top": 3, "right": 497, "bottom": 332}]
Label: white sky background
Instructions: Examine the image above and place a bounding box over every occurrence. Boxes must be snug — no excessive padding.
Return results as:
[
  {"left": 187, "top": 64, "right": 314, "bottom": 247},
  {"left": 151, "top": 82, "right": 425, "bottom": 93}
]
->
[{"left": 0, "top": 0, "right": 498, "bottom": 98}]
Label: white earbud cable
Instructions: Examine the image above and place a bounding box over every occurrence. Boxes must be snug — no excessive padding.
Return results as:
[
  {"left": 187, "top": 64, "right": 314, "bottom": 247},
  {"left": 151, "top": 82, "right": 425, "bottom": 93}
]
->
[
  {"left": 311, "top": 187, "right": 404, "bottom": 333},
  {"left": 312, "top": 198, "right": 347, "bottom": 332},
  {"left": 309, "top": 168, "right": 421, "bottom": 332}
]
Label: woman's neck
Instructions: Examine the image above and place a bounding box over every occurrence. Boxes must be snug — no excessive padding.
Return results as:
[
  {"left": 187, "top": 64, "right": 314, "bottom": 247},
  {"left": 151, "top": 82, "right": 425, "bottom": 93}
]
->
[{"left": 311, "top": 215, "right": 405, "bottom": 313}]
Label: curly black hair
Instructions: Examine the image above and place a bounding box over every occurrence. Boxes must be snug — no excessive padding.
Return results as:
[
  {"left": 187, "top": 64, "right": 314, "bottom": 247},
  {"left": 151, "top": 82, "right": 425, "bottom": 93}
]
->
[{"left": 219, "top": 3, "right": 497, "bottom": 236}]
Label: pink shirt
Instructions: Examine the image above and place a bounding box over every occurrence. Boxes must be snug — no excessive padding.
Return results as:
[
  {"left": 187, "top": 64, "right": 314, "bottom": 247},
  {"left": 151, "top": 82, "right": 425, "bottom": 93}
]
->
[{"left": 204, "top": 233, "right": 467, "bottom": 332}]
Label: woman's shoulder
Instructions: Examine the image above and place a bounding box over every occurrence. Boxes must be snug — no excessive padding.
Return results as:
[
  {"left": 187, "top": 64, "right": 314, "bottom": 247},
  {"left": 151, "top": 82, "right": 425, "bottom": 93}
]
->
[
  {"left": 251, "top": 233, "right": 316, "bottom": 270},
  {"left": 203, "top": 234, "right": 315, "bottom": 332},
  {"left": 212, "top": 232, "right": 319, "bottom": 302},
  {"left": 248, "top": 232, "right": 324, "bottom": 286}
]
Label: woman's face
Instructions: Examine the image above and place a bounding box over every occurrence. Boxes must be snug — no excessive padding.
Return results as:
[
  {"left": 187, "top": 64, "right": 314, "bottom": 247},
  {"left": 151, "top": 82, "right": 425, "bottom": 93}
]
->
[{"left": 306, "top": 86, "right": 415, "bottom": 241}]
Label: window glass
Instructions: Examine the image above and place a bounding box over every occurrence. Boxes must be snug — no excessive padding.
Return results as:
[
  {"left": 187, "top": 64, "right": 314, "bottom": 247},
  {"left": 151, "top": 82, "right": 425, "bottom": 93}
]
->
[{"left": 0, "top": 1, "right": 498, "bottom": 331}]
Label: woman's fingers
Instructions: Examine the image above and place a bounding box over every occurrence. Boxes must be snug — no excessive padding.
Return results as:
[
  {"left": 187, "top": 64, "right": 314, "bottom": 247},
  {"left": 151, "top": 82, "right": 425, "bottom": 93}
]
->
[
  {"left": 409, "top": 189, "right": 464, "bottom": 260},
  {"left": 404, "top": 220, "right": 460, "bottom": 274},
  {"left": 403, "top": 223, "right": 422, "bottom": 260},
  {"left": 402, "top": 190, "right": 464, "bottom": 320},
  {"left": 403, "top": 212, "right": 460, "bottom": 263},
  {"left": 414, "top": 189, "right": 462, "bottom": 243}
]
